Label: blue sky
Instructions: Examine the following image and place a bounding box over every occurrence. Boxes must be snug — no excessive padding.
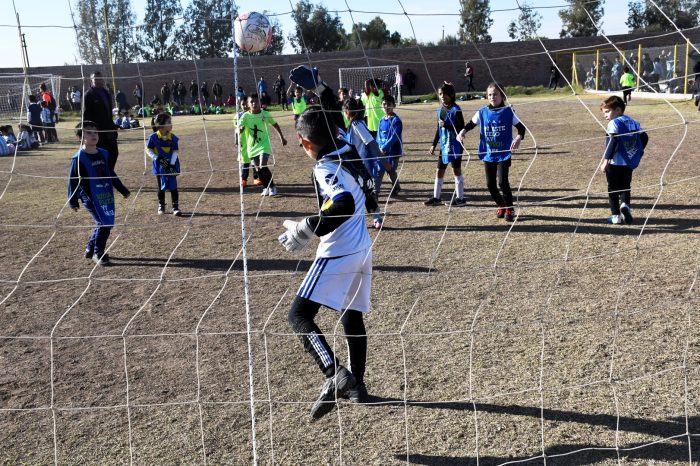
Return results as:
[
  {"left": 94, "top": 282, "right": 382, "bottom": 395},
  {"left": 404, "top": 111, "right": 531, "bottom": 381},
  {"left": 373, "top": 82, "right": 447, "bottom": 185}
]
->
[{"left": 1, "top": 0, "right": 631, "bottom": 67}]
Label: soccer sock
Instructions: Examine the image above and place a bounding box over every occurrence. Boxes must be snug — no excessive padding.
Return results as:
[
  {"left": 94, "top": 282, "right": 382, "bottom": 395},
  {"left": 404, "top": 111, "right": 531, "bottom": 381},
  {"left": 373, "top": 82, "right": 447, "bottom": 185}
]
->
[
  {"left": 455, "top": 175, "right": 464, "bottom": 199},
  {"left": 388, "top": 169, "right": 401, "bottom": 191},
  {"left": 157, "top": 189, "right": 166, "bottom": 207},
  {"left": 341, "top": 310, "right": 367, "bottom": 384},
  {"left": 288, "top": 296, "right": 340, "bottom": 377},
  {"left": 433, "top": 178, "right": 443, "bottom": 199},
  {"left": 259, "top": 167, "right": 274, "bottom": 188},
  {"left": 171, "top": 189, "right": 179, "bottom": 209}
]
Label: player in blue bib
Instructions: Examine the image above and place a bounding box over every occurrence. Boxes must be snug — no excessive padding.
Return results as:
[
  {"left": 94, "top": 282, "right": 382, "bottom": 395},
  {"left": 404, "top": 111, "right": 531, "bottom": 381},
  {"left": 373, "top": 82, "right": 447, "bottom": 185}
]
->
[
  {"left": 376, "top": 94, "right": 403, "bottom": 197},
  {"left": 599, "top": 95, "right": 648, "bottom": 225},
  {"left": 458, "top": 82, "right": 526, "bottom": 221},
  {"left": 147, "top": 113, "right": 182, "bottom": 216},
  {"left": 68, "top": 121, "right": 130, "bottom": 266},
  {"left": 426, "top": 82, "right": 466, "bottom": 207}
]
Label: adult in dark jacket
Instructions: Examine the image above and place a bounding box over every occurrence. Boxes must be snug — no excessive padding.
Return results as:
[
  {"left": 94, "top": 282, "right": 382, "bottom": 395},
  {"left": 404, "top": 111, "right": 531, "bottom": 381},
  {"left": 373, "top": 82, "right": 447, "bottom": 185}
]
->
[{"left": 83, "top": 71, "right": 119, "bottom": 169}]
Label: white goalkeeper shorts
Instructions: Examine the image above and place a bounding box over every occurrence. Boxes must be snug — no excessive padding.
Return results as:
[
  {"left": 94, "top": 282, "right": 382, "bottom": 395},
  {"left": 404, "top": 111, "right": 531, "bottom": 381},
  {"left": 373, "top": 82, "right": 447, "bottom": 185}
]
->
[{"left": 297, "top": 248, "right": 372, "bottom": 313}]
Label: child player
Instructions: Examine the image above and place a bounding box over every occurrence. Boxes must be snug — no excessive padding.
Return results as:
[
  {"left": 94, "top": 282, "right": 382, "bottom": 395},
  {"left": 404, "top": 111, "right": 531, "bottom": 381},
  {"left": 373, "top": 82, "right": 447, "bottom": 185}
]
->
[
  {"left": 376, "top": 94, "right": 403, "bottom": 197},
  {"left": 68, "top": 121, "right": 130, "bottom": 266},
  {"left": 234, "top": 98, "right": 260, "bottom": 187},
  {"left": 360, "top": 79, "right": 383, "bottom": 138},
  {"left": 599, "top": 95, "right": 648, "bottom": 224},
  {"left": 147, "top": 112, "right": 182, "bottom": 216},
  {"left": 425, "top": 82, "right": 466, "bottom": 207},
  {"left": 239, "top": 93, "right": 288, "bottom": 196},
  {"left": 457, "top": 82, "right": 526, "bottom": 221},
  {"left": 278, "top": 105, "right": 372, "bottom": 420}
]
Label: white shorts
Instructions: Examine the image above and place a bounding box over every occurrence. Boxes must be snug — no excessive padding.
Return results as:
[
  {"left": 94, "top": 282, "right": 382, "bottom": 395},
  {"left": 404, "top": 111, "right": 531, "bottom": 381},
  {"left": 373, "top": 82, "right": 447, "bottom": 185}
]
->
[{"left": 297, "top": 248, "right": 372, "bottom": 313}]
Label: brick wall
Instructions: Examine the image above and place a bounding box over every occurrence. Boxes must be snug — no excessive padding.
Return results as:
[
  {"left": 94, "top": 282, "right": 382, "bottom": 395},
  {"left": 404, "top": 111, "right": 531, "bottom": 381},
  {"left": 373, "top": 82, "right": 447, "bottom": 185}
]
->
[{"left": 6, "top": 30, "right": 699, "bottom": 106}]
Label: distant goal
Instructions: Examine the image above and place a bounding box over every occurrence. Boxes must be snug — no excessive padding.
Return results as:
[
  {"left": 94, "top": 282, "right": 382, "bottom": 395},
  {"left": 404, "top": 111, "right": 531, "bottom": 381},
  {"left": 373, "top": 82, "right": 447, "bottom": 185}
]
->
[
  {"left": 338, "top": 65, "right": 401, "bottom": 104},
  {"left": 0, "top": 73, "right": 62, "bottom": 121}
]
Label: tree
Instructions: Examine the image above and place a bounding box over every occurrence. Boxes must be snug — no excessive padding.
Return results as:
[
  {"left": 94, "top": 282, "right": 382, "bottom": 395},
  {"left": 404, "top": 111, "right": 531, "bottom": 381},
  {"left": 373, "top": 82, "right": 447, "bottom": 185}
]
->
[
  {"left": 458, "top": 0, "right": 493, "bottom": 43},
  {"left": 626, "top": 0, "right": 700, "bottom": 32},
  {"left": 349, "top": 17, "right": 391, "bottom": 49},
  {"left": 507, "top": 2, "right": 543, "bottom": 41},
  {"left": 559, "top": 0, "right": 604, "bottom": 37},
  {"left": 140, "top": 0, "right": 182, "bottom": 61},
  {"left": 75, "top": 0, "right": 138, "bottom": 64},
  {"left": 438, "top": 34, "right": 461, "bottom": 46},
  {"left": 178, "top": 0, "right": 234, "bottom": 59},
  {"left": 288, "top": 0, "right": 347, "bottom": 53}
]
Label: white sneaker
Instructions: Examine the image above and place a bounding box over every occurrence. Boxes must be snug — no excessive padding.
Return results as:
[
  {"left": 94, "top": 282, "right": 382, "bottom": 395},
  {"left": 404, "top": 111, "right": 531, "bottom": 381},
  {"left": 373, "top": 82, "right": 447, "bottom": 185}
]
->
[
  {"left": 172, "top": 209, "right": 182, "bottom": 217},
  {"left": 372, "top": 218, "right": 383, "bottom": 229},
  {"left": 261, "top": 188, "right": 269, "bottom": 196},
  {"left": 620, "top": 203, "right": 633, "bottom": 224},
  {"left": 607, "top": 214, "right": 622, "bottom": 224},
  {"left": 268, "top": 186, "right": 277, "bottom": 196}
]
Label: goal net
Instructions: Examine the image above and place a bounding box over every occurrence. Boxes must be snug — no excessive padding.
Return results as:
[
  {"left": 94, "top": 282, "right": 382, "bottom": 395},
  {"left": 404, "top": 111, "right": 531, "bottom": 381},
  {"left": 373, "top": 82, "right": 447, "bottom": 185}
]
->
[
  {"left": 0, "top": 73, "right": 61, "bottom": 121},
  {"left": 338, "top": 65, "right": 401, "bottom": 103}
]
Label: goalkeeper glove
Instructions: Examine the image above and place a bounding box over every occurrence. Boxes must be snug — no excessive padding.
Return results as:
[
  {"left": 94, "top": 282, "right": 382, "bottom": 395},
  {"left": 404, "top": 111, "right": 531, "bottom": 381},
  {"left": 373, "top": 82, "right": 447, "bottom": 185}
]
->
[
  {"left": 289, "top": 65, "right": 327, "bottom": 96},
  {"left": 278, "top": 218, "right": 314, "bottom": 252}
]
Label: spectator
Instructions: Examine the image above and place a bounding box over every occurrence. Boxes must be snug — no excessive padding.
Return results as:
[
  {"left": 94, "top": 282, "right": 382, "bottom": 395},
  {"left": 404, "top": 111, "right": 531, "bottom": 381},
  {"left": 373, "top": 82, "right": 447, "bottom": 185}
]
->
[
  {"left": 225, "top": 93, "right": 236, "bottom": 107},
  {"left": 160, "top": 82, "right": 171, "bottom": 105},
  {"left": 464, "top": 61, "right": 475, "bottom": 92},
  {"left": 257, "top": 76, "right": 267, "bottom": 96},
  {"left": 200, "top": 81, "right": 209, "bottom": 106},
  {"left": 83, "top": 71, "right": 119, "bottom": 169},
  {"left": 273, "top": 74, "right": 287, "bottom": 109},
  {"left": 212, "top": 80, "right": 223, "bottom": 101},
  {"left": 548, "top": 63, "right": 561, "bottom": 90},
  {"left": 189, "top": 80, "right": 198, "bottom": 105},
  {"left": 178, "top": 81, "right": 187, "bottom": 106},
  {"left": 71, "top": 86, "right": 82, "bottom": 111},
  {"left": 403, "top": 68, "right": 417, "bottom": 95},
  {"left": 115, "top": 89, "right": 129, "bottom": 112},
  {"left": 133, "top": 83, "right": 143, "bottom": 107}
]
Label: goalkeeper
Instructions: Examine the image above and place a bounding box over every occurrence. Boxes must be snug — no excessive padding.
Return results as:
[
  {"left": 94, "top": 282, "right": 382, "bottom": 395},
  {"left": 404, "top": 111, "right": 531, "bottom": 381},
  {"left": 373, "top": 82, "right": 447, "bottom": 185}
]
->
[
  {"left": 279, "top": 99, "right": 372, "bottom": 420},
  {"left": 147, "top": 112, "right": 182, "bottom": 216}
]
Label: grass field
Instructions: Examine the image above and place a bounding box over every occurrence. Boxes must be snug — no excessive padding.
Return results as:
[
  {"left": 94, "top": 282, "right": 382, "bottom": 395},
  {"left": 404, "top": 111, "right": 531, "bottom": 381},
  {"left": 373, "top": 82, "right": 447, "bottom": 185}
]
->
[{"left": 1, "top": 94, "right": 699, "bottom": 465}]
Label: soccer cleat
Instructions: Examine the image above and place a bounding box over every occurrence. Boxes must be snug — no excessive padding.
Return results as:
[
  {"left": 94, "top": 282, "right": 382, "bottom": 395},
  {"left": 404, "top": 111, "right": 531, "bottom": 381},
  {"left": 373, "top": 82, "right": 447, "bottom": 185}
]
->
[
  {"left": 607, "top": 214, "right": 622, "bottom": 224},
  {"left": 158, "top": 205, "right": 165, "bottom": 215},
  {"left": 241, "top": 179, "right": 248, "bottom": 188},
  {"left": 372, "top": 218, "right": 383, "bottom": 229},
  {"left": 424, "top": 197, "right": 442, "bottom": 206},
  {"left": 620, "top": 203, "right": 633, "bottom": 224},
  {"left": 253, "top": 178, "right": 263, "bottom": 186},
  {"left": 448, "top": 198, "right": 466, "bottom": 207},
  {"left": 346, "top": 382, "right": 369, "bottom": 403},
  {"left": 505, "top": 208, "right": 515, "bottom": 222},
  {"left": 310, "top": 366, "right": 356, "bottom": 420},
  {"left": 172, "top": 208, "right": 182, "bottom": 217},
  {"left": 92, "top": 253, "right": 110, "bottom": 266},
  {"left": 268, "top": 186, "right": 278, "bottom": 196},
  {"left": 496, "top": 207, "right": 506, "bottom": 219},
  {"left": 261, "top": 188, "right": 269, "bottom": 196},
  {"left": 84, "top": 248, "right": 94, "bottom": 259}
]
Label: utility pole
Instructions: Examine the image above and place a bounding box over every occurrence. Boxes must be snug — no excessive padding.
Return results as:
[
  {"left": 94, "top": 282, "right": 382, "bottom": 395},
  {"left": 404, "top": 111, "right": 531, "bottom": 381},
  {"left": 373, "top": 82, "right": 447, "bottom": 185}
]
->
[{"left": 442, "top": 26, "right": 445, "bottom": 41}]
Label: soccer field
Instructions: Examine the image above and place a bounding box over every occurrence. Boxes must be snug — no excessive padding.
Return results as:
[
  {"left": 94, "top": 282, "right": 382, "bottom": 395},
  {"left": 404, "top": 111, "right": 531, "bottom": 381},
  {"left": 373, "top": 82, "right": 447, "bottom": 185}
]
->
[{"left": 1, "top": 95, "right": 699, "bottom": 464}]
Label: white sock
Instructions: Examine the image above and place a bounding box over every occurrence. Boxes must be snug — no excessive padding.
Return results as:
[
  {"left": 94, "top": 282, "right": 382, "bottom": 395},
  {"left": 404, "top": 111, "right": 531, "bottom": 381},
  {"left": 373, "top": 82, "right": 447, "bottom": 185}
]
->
[
  {"left": 455, "top": 175, "right": 464, "bottom": 199},
  {"left": 433, "top": 178, "right": 443, "bottom": 199}
]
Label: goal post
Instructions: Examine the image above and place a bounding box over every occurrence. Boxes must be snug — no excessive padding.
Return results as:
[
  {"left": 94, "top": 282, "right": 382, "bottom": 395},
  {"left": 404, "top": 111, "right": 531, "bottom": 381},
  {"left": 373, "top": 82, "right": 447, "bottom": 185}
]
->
[
  {"left": 0, "top": 73, "right": 62, "bottom": 121},
  {"left": 338, "top": 65, "right": 401, "bottom": 104}
]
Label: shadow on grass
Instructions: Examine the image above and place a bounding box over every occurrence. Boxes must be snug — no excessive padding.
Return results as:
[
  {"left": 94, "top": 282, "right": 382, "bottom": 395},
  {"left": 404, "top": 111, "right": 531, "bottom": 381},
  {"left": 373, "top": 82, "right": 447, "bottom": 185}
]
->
[
  {"left": 108, "top": 256, "right": 431, "bottom": 273},
  {"left": 359, "top": 397, "right": 698, "bottom": 464}
]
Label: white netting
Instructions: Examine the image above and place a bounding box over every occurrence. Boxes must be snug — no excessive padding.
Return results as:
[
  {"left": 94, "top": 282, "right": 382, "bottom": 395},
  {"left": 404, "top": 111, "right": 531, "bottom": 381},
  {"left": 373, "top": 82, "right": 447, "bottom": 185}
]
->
[
  {"left": 0, "top": 73, "right": 61, "bottom": 121},
  {"left": 1, "top": 1, "right": 699, "bottom": 465},
  {"left": 338, "top": 65, "right": 401, "bottom": 102}
]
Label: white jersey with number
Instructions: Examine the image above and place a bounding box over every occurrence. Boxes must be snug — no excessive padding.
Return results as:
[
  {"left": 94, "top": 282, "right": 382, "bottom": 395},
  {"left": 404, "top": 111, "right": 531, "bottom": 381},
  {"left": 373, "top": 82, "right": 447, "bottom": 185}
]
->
[{"left": 313, "top": 155, "right": 372, "bottom": 258}]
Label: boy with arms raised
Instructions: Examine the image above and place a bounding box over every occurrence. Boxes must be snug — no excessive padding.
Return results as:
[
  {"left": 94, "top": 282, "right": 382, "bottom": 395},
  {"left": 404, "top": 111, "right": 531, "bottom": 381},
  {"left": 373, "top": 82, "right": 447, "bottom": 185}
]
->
[{"left": 279, "top": 105, "right": 372, "bottom": 420}]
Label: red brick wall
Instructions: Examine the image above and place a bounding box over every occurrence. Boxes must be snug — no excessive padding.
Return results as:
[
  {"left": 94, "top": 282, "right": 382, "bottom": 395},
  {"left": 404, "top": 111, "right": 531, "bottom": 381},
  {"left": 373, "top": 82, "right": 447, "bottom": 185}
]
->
[{"left": 7, "top": 30, "right": 699, "bottom": 106}]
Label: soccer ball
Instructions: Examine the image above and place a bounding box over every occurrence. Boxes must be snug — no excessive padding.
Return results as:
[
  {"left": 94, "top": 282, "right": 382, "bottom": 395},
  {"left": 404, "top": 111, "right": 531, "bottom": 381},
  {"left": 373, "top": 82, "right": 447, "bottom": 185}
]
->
[{"left": 234, "top": 12, "right": 272, "bottom": 53}]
